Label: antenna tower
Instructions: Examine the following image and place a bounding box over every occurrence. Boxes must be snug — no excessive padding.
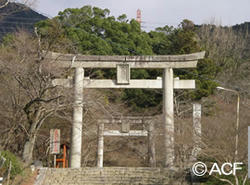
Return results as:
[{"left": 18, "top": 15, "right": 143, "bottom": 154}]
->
[{"left": 136, "top": 9, "right": 141, "bottom": 24}]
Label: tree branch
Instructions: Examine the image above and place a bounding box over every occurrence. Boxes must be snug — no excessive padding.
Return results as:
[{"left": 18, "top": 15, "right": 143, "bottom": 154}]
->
[{"left": 214, "top": 175, "right": 234, "bottom": 185}]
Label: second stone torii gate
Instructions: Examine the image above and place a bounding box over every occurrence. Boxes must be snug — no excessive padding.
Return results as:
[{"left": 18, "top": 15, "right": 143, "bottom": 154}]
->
[
  {"left": 97, "top": 117, "right": 156, "bottom": 168},
  {"left": 46, "top": 51, "right": 205, "bottom": 168}
]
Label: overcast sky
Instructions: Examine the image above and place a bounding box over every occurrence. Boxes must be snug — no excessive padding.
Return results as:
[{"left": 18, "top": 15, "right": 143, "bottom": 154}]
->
[{"left": 35, "top": 0, "right": 250, "bottom": 31}]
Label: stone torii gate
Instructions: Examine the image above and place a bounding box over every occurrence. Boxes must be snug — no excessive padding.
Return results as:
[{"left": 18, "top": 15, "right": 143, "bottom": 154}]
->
[
  {"left": 45, "top": 51, "right": 205, "bottom": 168},
  {"left": 97, "top": 117, "right": 155, "bottom": 168}
]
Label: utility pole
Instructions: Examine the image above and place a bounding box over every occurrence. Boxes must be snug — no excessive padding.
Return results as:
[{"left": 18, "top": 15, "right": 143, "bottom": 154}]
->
[{"left": 216, "top": 86, "right": 240, "bottom": 161}]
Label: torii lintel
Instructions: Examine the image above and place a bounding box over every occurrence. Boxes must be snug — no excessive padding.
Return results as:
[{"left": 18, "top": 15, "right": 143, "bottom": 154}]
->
[{"left": 44, "top": 51, "right": 205, "bottom": 69}]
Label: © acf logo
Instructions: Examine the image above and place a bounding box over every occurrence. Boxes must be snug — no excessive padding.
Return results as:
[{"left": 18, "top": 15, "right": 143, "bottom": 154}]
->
[{"left": 192, "top": 162, "right": 243, "bottom": 176}]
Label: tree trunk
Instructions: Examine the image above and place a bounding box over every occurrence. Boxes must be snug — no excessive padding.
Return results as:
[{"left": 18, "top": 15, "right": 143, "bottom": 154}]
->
[
  {"left": 22, "top": 134, "right": 37, "bottom": 164},
  {"left": 22, "top": 110, "right": 53, "bottom": 164}
]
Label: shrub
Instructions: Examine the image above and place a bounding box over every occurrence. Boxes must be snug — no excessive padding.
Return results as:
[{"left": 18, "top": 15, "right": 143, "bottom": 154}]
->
[{"left": 0, "top": 150, "right": 22, "bottom": 178}]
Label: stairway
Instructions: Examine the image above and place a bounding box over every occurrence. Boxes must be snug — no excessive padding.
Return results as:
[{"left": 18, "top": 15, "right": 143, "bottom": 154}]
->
[{"left": 39, "top": 167, "right": 186, "bottom": 185}]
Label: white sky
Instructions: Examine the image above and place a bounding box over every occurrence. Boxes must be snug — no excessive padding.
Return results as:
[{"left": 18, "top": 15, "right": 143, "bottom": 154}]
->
[{"left": 35, "top": 0, "right": 250, "bottom": 31}]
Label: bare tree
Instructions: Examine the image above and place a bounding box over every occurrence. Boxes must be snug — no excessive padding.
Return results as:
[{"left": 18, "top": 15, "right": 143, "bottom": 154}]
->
[
  {"left": 0, "top": 30, "right": 123, "bottom": 165},
  {"left": 200, "top": 94, "right": 249, "bottom": 185},
  {"left": 197, "top": 22, "right": 248, "bottom": 87},
  {"left": 0, "top": 31, "right": 69, "bottom": 164}
]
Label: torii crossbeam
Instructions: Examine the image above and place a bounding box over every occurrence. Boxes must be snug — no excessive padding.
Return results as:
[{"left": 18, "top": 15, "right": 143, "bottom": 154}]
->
[{"left": 44, "top": 51, "right": 205, "bottom": 168}]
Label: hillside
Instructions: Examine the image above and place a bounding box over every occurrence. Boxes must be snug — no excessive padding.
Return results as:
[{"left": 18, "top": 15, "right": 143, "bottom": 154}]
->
[{"left": 0, "top": 1, "right": 47, "bottom": 40}]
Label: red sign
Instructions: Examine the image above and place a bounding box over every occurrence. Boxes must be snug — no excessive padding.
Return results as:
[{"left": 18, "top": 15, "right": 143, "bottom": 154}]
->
[{"left": 50, "top": 129, "right": 60, "bottom": 154}]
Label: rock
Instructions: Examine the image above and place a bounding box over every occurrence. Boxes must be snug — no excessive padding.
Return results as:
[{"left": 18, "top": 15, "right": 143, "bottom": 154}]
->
[{"left": 34, "top": 160, "right": 43, "bottom": 168}]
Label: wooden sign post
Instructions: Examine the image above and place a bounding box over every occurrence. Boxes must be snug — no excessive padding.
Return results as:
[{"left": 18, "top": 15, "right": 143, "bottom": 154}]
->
[{"left": 50, "top": 129, "right": 61, "bottom": 167}]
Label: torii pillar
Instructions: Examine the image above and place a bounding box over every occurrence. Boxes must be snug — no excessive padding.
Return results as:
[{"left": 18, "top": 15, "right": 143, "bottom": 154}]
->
[
  {"left": 163, "top": 68, "right": 174, "bottom": 167},
  {"left": 70, "top": 68, "right": 84, "bottom": 168}
]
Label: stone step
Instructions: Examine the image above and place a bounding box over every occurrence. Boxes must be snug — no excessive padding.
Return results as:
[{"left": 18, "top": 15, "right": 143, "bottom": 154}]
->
[{"left": 40, "top": 167, "right": 183, "bottom": 185}]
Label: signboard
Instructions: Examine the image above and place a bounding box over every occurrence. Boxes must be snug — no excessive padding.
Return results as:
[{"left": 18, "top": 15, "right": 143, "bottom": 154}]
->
[
  {"left": 117, "top": 64, "right": 130, "bottom": 84},
  {"left": 50, "top": 129, "right": 60, "bottom": 154},
  {"left": 121, "top": 122, "right": 130, "bottom": 133}
]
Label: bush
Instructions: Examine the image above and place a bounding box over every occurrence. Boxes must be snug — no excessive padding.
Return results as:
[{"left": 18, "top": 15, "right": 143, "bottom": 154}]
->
[{"left": 0, "top": 150, "right": 22, "bottom": 178}]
